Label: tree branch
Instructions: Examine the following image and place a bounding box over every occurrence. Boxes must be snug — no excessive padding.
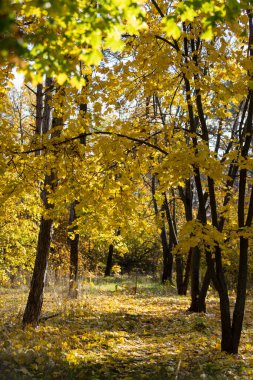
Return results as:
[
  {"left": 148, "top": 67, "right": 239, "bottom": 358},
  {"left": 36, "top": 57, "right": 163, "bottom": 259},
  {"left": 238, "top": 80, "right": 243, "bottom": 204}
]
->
[
  {"left": 25, "top": 84, "right": 37, "bottom": 95},
  {"left": 11, "top": 130, "right": 168, "bottom": 156},
  {"left": 155, "top": 35, "right": 179, "bottom": 51},
  {"left": 151, "top": 0, "right": 165, "bottom": 18}
]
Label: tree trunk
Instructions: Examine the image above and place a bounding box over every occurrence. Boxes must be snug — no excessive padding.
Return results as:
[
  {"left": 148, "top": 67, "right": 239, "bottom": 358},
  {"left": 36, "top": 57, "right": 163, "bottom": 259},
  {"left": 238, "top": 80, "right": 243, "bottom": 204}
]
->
[
  {"left": 35, "top": 84, "right": 43, "bottom": 136},
  {"left": 219, "top": 290, "right": 233, "bottom": 352},
  {"left": 23, "top": 79, "right": 62, "bottom": 326},
  {"left": 230, "top": 235, "right": 248, "bottom": 354},
  {"left": 22, "top": 216, "right": 53, "bottom": 325},
  {"left": 163, "top": 193, "right": 180, "bottom": 285},
  {"left": 189, "top": 247, "right": 200, "bottom": 311},
  {"left": 161, "top": 212, "right": 173, "bottom": 283},
  {"left": 198, "top": 269, "right": 211, "bottom": 313},
  {"left": 69, "top": 234, "right": 79, "bottom": 298},
  {"left": 181, "top": 250, "right": 192, "bottom": 295},
  {"left": 151, "top": 177, "right": 173, "bottom": 283},
  {"left": 68, "top": 91, "right": 88, "bottom": 296},
  {"left": 105, "top": 244, "right": 114, "bottom": 277},
  {"left": 175, "top": 254, "right": 184, "bottom": 294},
  {"left": 104, "top": 229, "right": 120, "bottom": 277},
  {"left": 68, "top": 201, "right": 79, "bottom": 298},
  {"left": 177, "top": 182, "right": 194, "bottom": 295},
  {"left": 189, "top": 267, "right": 210, "bottom": 313}
]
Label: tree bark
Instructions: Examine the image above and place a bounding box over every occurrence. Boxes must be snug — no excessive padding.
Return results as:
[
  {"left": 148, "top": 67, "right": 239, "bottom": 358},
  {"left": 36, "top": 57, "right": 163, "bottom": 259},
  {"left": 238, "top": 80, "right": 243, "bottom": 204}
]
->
[
  {"left": 68, "top": 201, "right": 79, "bottom": 298},
  {"left": 181, "top": 250, "right": 192, "bottom": 295},
  {"left": 188, "top": 247, "right": 200, "bottom": 311},
  {"left": 176, "top": 182, "right": 194, "bottom": 295},
  {"left": 68, "top": 88, "right": 88, "bottom": 293},
  {"left": 23, "top": 80, "right": 62, "bottom": 326},
  {"left": 35, "top": 83, "right": 43, "bottom": 146},
  {"left": 189, "top": 266, "right": 210, "bottom": 313},
  {"left": 105, "top": 244, "right": 114, "bottom": 277},
  {"left": 104, "top": 229, "right": 120, "bottom": 277},
  {"left": 151, "top": 176, "right": 173, "bottom": 282},
  {"left": 22, "top": 215, "right": 53, "bottom": 325}
]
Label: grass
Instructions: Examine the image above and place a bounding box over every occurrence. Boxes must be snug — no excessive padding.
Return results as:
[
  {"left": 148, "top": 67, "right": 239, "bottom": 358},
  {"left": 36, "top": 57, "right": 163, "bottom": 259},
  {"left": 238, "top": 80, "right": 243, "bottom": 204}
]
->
[{"left": 0, "top": 276, "right": 253, "bottom": 379}]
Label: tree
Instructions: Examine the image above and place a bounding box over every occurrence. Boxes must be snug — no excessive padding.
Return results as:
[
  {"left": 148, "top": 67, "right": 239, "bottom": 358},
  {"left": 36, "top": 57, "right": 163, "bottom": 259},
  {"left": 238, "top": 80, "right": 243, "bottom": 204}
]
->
[{"left": 22, "top": 80, "right": 63, "bottom": 326}]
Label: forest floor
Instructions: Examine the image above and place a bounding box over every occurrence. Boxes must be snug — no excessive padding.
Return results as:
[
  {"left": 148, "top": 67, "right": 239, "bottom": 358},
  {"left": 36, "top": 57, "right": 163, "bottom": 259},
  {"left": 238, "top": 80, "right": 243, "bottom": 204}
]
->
[{"left": 0, "top": 277, "right": 253, "bottom": 379}]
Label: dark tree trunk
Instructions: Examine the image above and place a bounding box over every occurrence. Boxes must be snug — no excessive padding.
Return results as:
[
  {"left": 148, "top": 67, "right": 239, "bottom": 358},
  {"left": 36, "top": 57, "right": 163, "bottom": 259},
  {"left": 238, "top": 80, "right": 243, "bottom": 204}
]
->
[
  {"left": 160, "top": 238, "right": 173, "bottom": 283},
  {"left": 35, "top": 83, "right": 43, "bottom": 157},
  {"left": 189, "top": 267, "right": 210, "bottom": 313},
  {"left": 104, "top": 229, "right": 120, "bottom": 277},
  {"left": 23, "top": 80, "right": 62, "bottom": 326},
  {"left": 231, "top": 235, "right": 248, "bottom": 354},
  {"left": 219, "top": 288, "right": 233, "bottom": 352},
  {"left": 105, "top": 244, "right": 114, "bottom": 277},
  {"left": 68, "top": 201, "right": 79, "bottom": 298},
  {"left": 189, "top": 247, "right": 200, "bottom": 311},
  {"left": 23, "top": 175, "right": 57, "bottom": 326},
  {"left": 22, "top": 216, "right": 53, "bottom": 326},
  {"left": 198, "top": 269, "right": 211, "bottom": 312},
  {"left": 161, "top": 215, "right": 173, "bottom": 283},
  {"left": 35, "top": 84, "right": 43, "bottom": 135},
  {"left": 69, "top": 234, "right": 79, "bottom": 297},
  {"left": 176, "top": 181, "right": 194, "bottom": 296},
  {"left": 181, "top": 250, "right": 192, "bottom": 295},
  {"left": 175, "top": 254, "right": 184, "bottom": 294},
  {"left": 151, "top": 177, "right": 173, "bottom": 283},
  {"left": 42, "top": 77, "right": 53, "bottom": 134},
  {"left": 160, "top": 196, "right": 174, "bottom": 283},
  {"left": 163, "top": 193, "right": 179, "bottom": 285}
]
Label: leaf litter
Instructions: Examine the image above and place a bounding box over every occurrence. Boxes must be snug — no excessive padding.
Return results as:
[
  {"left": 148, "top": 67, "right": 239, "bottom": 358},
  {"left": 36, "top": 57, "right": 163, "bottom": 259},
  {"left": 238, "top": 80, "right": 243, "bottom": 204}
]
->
[{"left": 0, "top": 281, "right": 252, "bottom": 379}]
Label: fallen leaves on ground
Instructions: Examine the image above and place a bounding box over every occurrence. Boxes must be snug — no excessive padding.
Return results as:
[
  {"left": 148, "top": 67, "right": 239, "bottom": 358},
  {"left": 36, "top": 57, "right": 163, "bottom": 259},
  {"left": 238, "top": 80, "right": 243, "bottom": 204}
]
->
[{"left": 0, "top": 280, "right": 253, "bottom": 379}]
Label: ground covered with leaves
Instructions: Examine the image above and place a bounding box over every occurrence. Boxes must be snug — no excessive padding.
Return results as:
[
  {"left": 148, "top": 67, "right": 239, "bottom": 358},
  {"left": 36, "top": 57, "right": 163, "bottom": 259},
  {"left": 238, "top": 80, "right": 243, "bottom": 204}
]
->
[{"left": 0, "top": 278, "right": 253, "bottom": 379}]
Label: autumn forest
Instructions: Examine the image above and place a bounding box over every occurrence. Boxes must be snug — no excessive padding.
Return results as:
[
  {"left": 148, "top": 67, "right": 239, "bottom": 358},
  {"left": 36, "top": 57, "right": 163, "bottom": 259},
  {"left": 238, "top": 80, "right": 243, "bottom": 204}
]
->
[{"left": 1, "top": 0, "right": 253, "bottom": 378}]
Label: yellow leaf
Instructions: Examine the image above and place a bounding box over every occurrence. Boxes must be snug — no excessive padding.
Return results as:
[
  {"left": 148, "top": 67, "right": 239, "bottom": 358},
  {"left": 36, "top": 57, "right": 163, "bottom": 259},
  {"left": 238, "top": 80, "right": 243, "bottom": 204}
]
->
[
  {"left": 57, "top": 73, "right": 68, "bottom": 85},
  {"left": 163, "top": 18, "right": 181, "bottom": 39},
  {"left": 201, "top": 26, "right": 213, "bottom": 40}
]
